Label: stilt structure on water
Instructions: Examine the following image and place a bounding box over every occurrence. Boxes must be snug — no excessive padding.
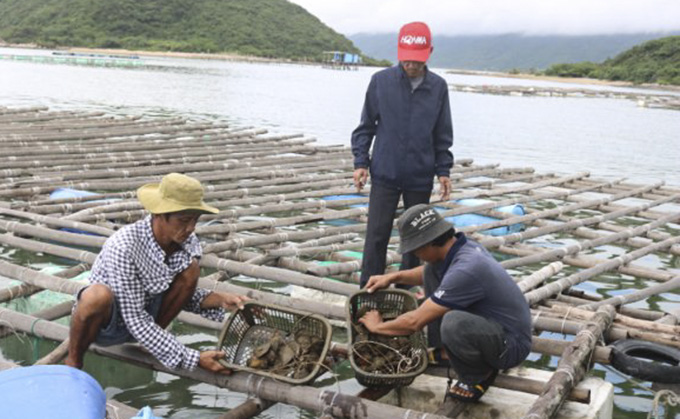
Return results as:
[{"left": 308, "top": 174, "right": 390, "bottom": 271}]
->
[{"left": 0, "top": 105, "right": 678, "bottom": 418}]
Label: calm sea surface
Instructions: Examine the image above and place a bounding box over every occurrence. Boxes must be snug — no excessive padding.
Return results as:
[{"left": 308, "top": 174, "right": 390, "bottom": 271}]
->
[{"left": 0, "top": 48, "right": 679, "bottom": 418}]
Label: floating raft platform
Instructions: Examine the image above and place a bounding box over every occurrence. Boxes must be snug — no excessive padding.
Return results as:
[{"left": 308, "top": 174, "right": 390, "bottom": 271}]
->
[
  {"left": 0, "top": 105, "right": 679, "bottom": 418},
  {"left": 448, "top": 83, "right": 680, "bottom": 111}
]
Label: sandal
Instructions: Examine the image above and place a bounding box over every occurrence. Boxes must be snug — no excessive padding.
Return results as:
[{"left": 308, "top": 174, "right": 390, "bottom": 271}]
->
[{"left": 446, "top": 369, "right": 498, "bottom": 403}]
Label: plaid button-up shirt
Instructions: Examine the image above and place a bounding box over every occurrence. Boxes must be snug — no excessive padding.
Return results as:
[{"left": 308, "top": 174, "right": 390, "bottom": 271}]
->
[{"left": 88, "top": 216, "right": 225, "bottom": 370}]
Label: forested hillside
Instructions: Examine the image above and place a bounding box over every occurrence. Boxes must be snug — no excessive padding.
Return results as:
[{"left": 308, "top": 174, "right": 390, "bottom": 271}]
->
[
  {"left": 545, "top": 36, "right": 680, "bottom": 85},
  {"left": 0, "top": 0, "right": 361, "bottom": 60},
  {"left": 350, "top": 32, "right": 680, "bottom": 71}
]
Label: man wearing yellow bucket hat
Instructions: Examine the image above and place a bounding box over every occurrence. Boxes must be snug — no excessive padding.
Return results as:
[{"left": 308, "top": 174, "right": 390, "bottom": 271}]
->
[{"left": 66, "top": 173, "right": 248, "bottom": 373}]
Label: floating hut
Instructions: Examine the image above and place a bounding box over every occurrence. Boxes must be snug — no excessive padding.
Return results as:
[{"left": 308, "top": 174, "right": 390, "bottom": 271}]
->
[
  {"left": 322, "top": 51, "right": 362, "bottom": 70},
  {"left": 0, "top": 105, "right": 678, "bottom": 418}
]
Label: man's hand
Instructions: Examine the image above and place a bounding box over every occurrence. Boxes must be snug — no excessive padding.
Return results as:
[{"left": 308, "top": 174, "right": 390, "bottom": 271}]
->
[
  {"left": 353, "top": 168, "right": 369, "bottom": 192},
  {"left": 358, "top": 310, "right": 383, "bottom": 332},
  {"left": 201, "top": 292, "right": 250, "bottom": 311},
  {"left": 438, "top": 176, "right": 451, "bottom": 201},
  {"left": 199, "top": 350, "right": 232, "bottom": 374},
  {"left": 219, "top": 293, "right": 249, "bottom": 311},
  {"left": 365, "top": 273, "right": 395, "bottom": 293}
]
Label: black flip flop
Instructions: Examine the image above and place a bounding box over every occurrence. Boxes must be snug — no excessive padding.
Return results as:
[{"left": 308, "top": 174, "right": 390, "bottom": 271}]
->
[{"left": 446, "top": 369, "right": 498, "bottom": 403}]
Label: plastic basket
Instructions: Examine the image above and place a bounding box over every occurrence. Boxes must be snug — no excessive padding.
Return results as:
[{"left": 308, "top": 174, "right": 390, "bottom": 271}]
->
[
  {"left": 346, "top": 289, "right": 428, "bottom": 388},
  {"left": 217, "top": 302, "right": 332, "bottom": 385}
]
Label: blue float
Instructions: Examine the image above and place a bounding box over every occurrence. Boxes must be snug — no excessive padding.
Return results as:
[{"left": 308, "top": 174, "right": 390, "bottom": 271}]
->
[
  {"left": 0, "top": 365, "right": 106, "bottom": 419},
  {"left": 49, "top": 188, "right": 113, "bottom": 236},
  {"left": 322, "top": 194, "right": 367, "bottom": 226},
  {"left": 438, "top": 199, "right": 525, "bottom": 236},
  {"left": 49, "top": 187, "right": 100, "bottom": 201}
]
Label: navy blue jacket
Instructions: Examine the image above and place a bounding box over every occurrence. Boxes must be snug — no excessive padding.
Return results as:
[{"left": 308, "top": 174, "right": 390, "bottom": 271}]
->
[{"left": 351, "top": 65, "right": 454, "bottom": 191}]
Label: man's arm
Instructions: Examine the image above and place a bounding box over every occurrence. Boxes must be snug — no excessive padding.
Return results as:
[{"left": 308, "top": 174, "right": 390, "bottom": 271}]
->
[
  {"left": 433, "top": 87, "right": 454, "bottom": 180},
  {"left": 351, "top": 76, "right": 379, "bottom": 173},
  {"left": 365, "top": 265, "right": 425, "bottom": 293},
  {"left": 359, "top": 299, "right": 449, "bottom": 336}
]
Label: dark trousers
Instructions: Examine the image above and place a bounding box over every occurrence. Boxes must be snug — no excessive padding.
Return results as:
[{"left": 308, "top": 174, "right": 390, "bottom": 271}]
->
[
  {"left": 359, "top": 182, "right": 431, "bottom": 287},
  {"left": 423, "top": 264, "right": 507, "bottom": 383}
]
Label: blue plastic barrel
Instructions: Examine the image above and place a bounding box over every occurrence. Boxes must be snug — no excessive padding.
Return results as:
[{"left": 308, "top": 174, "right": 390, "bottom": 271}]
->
[
  {"left": 439, "top": 199, "right": 525, "bottom": 236},
  {"left": 0, "top": 365, "right": 106, "bottom": 419}
]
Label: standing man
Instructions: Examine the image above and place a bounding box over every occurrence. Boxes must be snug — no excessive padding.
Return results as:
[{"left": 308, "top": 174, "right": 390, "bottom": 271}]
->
[
  {"left": 352, "top": 21, "right": 454, "bottom": 288},
  {"left": 361, "top": 204, "right": 532, "bottom": 402},
  {"left": 66, "top": 173, "right": 249, "bottom": 373}
]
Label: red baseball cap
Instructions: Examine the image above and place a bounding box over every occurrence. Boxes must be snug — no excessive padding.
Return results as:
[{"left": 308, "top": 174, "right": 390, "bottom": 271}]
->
[{"left": 397, "top": 22, "right": 432, "bottom": 63}]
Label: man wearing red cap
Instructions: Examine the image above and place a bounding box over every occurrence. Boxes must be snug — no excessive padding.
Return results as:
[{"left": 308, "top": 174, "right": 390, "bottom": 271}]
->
[{"left": 352, "top": 21, "right": 454, "bottom": 288}]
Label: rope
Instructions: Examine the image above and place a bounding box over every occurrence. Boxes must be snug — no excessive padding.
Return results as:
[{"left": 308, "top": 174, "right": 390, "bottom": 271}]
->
[
  {"left": 559, "top": 306, "right": 575, "bottom": 336},
  {"left": 648, "top": 389, "right": 680, "bottom": 419},
  {"left": 30, "top": 317, "right": 43, "bottom": 337},
  {"left": 245, "top": 374, "right": 255, "bottom": 399},
  {"left": 105, "top": 402, "right": 120, "bottom": 419}
]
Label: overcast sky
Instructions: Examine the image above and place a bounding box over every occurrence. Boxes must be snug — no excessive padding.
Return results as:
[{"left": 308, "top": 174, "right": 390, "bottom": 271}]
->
[{"left": 289, "top": 0, "right": 680, "bottom": 36}]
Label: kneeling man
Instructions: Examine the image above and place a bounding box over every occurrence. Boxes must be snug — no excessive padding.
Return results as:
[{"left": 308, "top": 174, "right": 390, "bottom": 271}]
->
[
  {"left": 361, "top": 204, "right": 532, "bottom": 402},
  {"left": 66, "top": 173, "right": 248, "bottom": 373}
]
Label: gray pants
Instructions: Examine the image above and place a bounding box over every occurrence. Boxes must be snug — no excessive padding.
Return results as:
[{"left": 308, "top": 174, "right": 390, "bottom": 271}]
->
[{"left": 424, "top": 264, "right": 507, "bottom": 383}]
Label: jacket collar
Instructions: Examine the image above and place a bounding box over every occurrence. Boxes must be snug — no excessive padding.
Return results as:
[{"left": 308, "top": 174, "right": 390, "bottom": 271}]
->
[{"left": 396, "top": 64, "right": 432, "bottom": 91}]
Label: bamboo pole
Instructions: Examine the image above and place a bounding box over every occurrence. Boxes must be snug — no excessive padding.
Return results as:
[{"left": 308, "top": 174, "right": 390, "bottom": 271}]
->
[
  {"left": 19, "top": 175, "right": 352, "bottom": 214},
  {"left": 2, "top": 139, "right": 322, "bottom": 176},
  {"left": 0, "top": 121, "right": 230, "bottom": 143},
  {"left": 501, "top": 209, "right": 680, "bottom": 269},
  {"left": 543, "top": 304, "right": 680, "bottom": 337},
  {"left": 517, "top": 262, "right": 564, "bottom": 293},
  {"left": 0, "top": 106, "right": 48, "bottom": 115},
  {"left": 0, "top": 307, "right": 446, "bottom": 419},
  {"left": 201, "top": 254, "right": 357, "bottom": 296},
  {"left": 499, "top": 243, "right": 677, "bottom": 283},
  {"left": 579, "top": 276, "right": 680, "bottom": 310},
  {"left": 477, "top": 184, "right": 673, "bottom": 249},
  {"left": 551, "top": 294, "right": 665, "bottom": 322},
  {"left": 34, "top": 338, "right": 70, "bottom": 365},
  {"left": 0, "top": 152, "right": 350, "bottom": 192},
  {"left": 0, "top": 218, "right": 107, "bottom": 248},
  {"left": 0, "top": 233, "right": 98, "bottom": 265},
  {"left": 218, "top": 399, "right": 273, "bottom": 419},
  {"left": 0, "top": 207, "right": 114, "bottom": 237},
  {"left": 428, "top": 365, "right": 593, "bottom": 403},
  {"left": 0, "top": 300, "right": 73, "bottom": 339},
  {"left": 0, "top": 263, "right": 89, "bottom": 304},
  {"left": 524, "top": 235, "right": 680, "bottom": 305},
  {"left": 0, "top": 158, "right": 356, "bottom": 198},
  {"left": 522, "top": 306, "right": 616, "bottom": 419},
  {"left": 531, "top": 313, "right": 626, "bottom": 341}
]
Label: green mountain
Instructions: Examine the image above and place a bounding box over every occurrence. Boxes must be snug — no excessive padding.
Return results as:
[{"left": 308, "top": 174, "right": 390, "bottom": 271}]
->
[
  {"left": 350, "top": 32, "right": 680, "bottom": 71},
  {"left": 0, "top": 0, "right": 361, "bottom": 60},
  {"left": 545, "top": 36, "right": 680, "bottom": 85}
]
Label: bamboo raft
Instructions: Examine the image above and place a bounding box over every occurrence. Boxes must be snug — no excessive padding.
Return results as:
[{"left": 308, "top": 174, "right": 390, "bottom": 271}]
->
[
  {"left": 0, "top": 105, "right": 679, "bottom": 418},
  {"left": 447, "top": 83, "right": 680, "bottom": 111}
]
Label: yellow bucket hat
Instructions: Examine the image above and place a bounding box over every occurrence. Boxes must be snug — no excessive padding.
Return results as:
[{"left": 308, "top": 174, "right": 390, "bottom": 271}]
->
[{"left": 137, "top": 173, "right": 219, "bottom": 214}]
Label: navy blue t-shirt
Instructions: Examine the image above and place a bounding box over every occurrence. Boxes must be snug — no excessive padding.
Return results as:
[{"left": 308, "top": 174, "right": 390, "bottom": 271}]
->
[{"left": 430, "top": 233, "right": 532, "bottom": 368}]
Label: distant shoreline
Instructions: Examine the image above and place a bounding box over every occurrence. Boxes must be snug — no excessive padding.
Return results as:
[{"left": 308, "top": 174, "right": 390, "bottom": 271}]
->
[
  {"left": 446, "top": 69, "right": 680, "bottom": 93},
  {"left": 3, "top": 42, "right": 678, "bottom": 92},
  {"left": 0, "top": 43, "right": 292, "bottom": 64}
]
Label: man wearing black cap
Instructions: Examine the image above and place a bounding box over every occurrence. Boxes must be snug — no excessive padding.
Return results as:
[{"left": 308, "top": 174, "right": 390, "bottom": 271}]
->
[
  {"left": 360, "top": 204, "right": 532, "bottom": 402},
  {"left": 351, "top": 21, "right": 453, "bottom": 288}
]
